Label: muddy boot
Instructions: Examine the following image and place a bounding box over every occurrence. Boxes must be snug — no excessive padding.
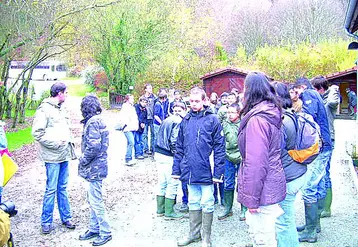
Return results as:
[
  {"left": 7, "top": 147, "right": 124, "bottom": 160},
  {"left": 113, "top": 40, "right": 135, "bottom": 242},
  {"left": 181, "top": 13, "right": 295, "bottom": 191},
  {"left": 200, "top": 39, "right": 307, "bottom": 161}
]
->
[
  {"left": 164, "top": 198, "right": 183, "bottom": 220},
  {"left": 316, "top": 198, "right": 325, "bottom": 233},
  {"left": 201, "top": 212, "right": 213, "bottom": 247},
  {"left": 239, "top": 204, "right": 247, "bottom": 221},
  {"left": 321, "top": 188, "right": 332, "bottom": 218},
  {"left": 156, "top": 195, "right": 165, "bottom": 217},
  {"left": 299, "top": 202, "right": 318, "bottom": 243},
  {"left": 218, "top": 190, "right": 234, "bottom": 220},
  {"left": 177, "top": 210, "right": 202, "bottom": 246}
]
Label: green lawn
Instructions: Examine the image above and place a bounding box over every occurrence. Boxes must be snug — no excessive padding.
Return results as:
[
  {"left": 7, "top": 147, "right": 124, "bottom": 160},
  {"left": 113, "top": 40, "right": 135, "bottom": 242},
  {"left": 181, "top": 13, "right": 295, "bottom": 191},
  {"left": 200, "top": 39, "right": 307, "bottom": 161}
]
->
[
  {"left": 5, "top": 127, "right": 34, "bottom": 152},
  {"left": 67, "top": 84, "right": 95, "bottom": 97},
  {"left": 25, "top": 109, "right": 36, "bottom": 117}
]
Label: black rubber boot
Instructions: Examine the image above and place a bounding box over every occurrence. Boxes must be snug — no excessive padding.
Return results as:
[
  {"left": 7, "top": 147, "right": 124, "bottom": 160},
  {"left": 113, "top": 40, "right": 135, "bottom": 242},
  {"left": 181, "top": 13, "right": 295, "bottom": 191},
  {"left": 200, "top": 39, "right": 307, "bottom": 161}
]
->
[
  {"left": 156, "top": 195, "right": 165, "bottom": 217},
  {"left": 299, "top": 202, "right": 318, "bottom": 243},
  {"left": 202, "top": 212, "right": 213, "bottom": 247},
  {"left": 177, "top": 210, "right": 202, "bottom": 246},
  {"left": 218, "top": 190, "right": 234, "bottom": 220},
  {"left": 316, "top": 198, "right": 325, "bottom": 233},
  {"left": 164, "top": 198, "right": 183, "bottom": 220}
]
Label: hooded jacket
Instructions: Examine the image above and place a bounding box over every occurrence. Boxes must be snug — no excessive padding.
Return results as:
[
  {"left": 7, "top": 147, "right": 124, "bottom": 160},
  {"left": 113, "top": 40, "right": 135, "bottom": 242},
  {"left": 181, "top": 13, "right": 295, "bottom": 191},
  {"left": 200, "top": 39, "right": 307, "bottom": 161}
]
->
[
  {"left": 237, "top": 101, "right": 286, "bottom": 208},
  {"left": 172, "top": 106, "right": 225, "bottom": 184},
  {"left": 118, "top": 102, "right": 138, "bottom": 132},
  {"left": 321, "top": 85, "right": 339, "bottom": 140},
  {"left": 78, "top": 115, "right": 109, "bottom": 181},
  {"left": 222, "top": 118, "right": 241, "bottom": 164},
  {"left": 32, "top": 98, "right": 72, "bottom": 163}
]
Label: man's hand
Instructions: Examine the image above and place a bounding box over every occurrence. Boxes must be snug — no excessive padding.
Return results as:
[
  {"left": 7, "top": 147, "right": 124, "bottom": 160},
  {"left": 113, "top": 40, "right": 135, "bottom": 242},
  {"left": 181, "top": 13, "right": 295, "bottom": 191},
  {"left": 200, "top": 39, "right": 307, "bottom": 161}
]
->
[
  {"left": 140, "top": 123, "right": 145, "bottom": 128},
  {"left": 213, "top": 178, "right": 223, "bottom": 184},
  {"left": 248, "top": 208, "right": 260, "bottom": 213}
]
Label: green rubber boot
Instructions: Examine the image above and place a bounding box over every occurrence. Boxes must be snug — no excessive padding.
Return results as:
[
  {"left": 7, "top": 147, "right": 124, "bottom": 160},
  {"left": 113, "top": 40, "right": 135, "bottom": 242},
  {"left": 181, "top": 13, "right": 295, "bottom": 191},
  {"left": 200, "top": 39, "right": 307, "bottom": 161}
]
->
[
  {"left": 299, "top": 202, "right": 318, "bottom": 243},
  {"left": 239, "top": 204, "right": 248, "bottom": 221},
  {"left": 321, "top": 188, "right": 332, "bottom": 218},
  {"left": 218, "top": 190, "right": 234, "bottom": 220},
  {"left": 164, "top": 198, "right": 183, "bottom": 220},
  {"left": 156, "top": 195, "right": 165, "bottom": 217}
]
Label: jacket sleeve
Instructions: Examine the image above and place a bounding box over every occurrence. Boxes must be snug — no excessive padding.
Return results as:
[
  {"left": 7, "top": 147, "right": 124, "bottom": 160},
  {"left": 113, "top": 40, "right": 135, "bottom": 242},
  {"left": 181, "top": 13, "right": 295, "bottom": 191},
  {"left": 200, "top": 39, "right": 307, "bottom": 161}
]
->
[
  {"left": 212, "top": 118, "right": 226, "bottom": 180},
  {"left": 32, "top": 108, "right": 60, "bottom": 149},
  {"left": 79, "top": 121, "right": 102, "bottom": 166},
  {"left": 327, "top": 86, "right": 339, "bottom": 109},
  {"left": 241, "top": 117, "right": 270, "bottom": 209},
  {"left": 169, "top": 121, "right": 180, "bottom": 153},
  {"left": 172, "top": 122, "right": 184, "bottom": 176}
]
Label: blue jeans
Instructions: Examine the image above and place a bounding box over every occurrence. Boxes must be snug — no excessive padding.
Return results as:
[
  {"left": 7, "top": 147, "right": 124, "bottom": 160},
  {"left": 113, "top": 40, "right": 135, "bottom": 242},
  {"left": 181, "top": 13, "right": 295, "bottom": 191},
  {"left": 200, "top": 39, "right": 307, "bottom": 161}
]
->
[
  {"left": 224, "top": 159, "right": 239, "bottom": 191},
  {"left": 153, "top": 124, "right": 160, "bottom": 152},
  {"left": 182, "top": 182, "right": 188, "bottom": 204},
  {"left": 41, "top": 161, "right": 71, "bottom": 226},
  {"left": 142, "top": 120, "right": 154, "bottom": 152},
  {"left": 87, "top": 180, "right": 111, "bottom": 237},
  {"left": 276, "top": 174, "right": 307, "bottom": 247},
  {"left": 302, "top": 149, "right": 332, "bottom": 203},
  {"left": 188, "top": 184, "right": 215, "bottom": 213},
  {"left": 324, "top": 140, "right": 334, "bottom": 189},
  {"left": 124, "top": 131, "right": 135, "bottom": 162},
  {"left": 134, "top": 131, "right": 144, "bottom": 158}
]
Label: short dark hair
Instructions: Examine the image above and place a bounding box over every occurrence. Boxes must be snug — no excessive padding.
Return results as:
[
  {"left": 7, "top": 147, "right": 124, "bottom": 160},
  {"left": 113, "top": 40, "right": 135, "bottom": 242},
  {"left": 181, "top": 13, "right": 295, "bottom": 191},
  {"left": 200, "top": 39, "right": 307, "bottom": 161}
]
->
[
  {"left": 174, "top": 90, "right": 181, "bottom": 95},
  {"left": 220, "top": 92, "right": 229, "bottom": 98},
  {"left": 228, "top": 103, "right": 242, "bottom": 112},
  {"left": 311, "top": 76, "right": 328, "bottom": 91},
  {"left": 172, "top": 101, "right": 186, "bottom": 110},
  {"left": 144, "top": 83, "right": 152, "bottom": 90},
  {"left": 294, "top": 77, "right": 313, "bottom": 89},
  {"left": 80, "top": 95, "right": 102, "bottom": 118},
  {"left": 50, "top": 82, "right": 67, "bottom": 97}
]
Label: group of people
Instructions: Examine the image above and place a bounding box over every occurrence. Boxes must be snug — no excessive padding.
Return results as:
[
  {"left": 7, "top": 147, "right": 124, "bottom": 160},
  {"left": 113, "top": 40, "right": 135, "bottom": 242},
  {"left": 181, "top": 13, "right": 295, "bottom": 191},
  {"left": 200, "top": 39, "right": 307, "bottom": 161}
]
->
[{"left": 6, "top": 70, "right": 349, "bottom": 247}]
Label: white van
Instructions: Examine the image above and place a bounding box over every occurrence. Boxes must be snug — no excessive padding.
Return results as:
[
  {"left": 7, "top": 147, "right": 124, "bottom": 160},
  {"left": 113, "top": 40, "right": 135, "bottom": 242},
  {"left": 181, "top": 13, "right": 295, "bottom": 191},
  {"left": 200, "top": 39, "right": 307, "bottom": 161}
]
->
[{"left": 8, "top": 60, "right": 67, "bottom": 81}]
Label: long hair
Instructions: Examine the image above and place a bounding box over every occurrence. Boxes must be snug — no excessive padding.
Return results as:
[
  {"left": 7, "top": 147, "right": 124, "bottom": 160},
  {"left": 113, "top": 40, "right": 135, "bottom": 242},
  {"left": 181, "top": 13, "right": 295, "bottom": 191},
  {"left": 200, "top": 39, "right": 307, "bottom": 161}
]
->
[
  {"left": 241, "top": 72, "right": 281, "bottom": 117},
  {"left": 272, "top": 82, "right": 292, "bottom": 109},
  {"left": 81, "top": 95, "right": 102, "bottom": 119}
]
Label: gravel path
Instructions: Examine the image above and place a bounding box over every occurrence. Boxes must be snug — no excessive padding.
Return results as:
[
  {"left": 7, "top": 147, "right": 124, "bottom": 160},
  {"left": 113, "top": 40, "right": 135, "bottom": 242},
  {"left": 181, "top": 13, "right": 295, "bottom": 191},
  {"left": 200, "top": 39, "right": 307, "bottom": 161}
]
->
[{"left": 2, "top": 94, "right": 358, "bottom": 247}]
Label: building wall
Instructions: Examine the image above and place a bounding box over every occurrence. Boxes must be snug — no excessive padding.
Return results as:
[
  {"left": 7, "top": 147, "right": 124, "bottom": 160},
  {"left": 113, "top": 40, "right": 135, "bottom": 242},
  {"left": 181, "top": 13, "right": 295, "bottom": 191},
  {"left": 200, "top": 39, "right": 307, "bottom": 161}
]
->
[{"left": 203, "top": 72, "right": 246, "bottom": 96}]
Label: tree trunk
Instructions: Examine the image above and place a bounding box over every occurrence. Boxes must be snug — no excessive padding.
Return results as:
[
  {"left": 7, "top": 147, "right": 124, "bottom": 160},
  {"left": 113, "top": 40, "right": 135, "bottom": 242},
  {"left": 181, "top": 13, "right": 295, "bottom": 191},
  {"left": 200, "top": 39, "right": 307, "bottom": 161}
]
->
[{"left": 19, "top": 69, "right": 33, "bottom": 123}]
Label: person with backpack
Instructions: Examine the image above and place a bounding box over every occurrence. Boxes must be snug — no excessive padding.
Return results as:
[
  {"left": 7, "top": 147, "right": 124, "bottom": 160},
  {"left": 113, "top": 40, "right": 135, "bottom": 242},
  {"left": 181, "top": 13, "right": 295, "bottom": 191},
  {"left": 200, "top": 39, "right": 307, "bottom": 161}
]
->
[
  {"left": 294, "top": 78, "right": 333, "bottom": 243},
  {"left": 237, "top": 72, "right": 286, "bottom": 247},
  {"left": 273, "top": 82, "right": 308, "bottom": 247},
  {"left": 312, "top": 77, "right": 340, "bottom": 218}
]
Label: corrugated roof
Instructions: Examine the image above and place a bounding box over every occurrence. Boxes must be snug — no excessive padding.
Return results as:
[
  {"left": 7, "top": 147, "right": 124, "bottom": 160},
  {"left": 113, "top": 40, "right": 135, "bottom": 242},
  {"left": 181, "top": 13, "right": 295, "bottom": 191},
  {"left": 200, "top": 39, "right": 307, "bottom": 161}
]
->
[
  {"left": 325, "top": 66, "right": 357, "bottom": 81},
  {"left": 200, "top": 67, "right": 249, "bottom": 80}
]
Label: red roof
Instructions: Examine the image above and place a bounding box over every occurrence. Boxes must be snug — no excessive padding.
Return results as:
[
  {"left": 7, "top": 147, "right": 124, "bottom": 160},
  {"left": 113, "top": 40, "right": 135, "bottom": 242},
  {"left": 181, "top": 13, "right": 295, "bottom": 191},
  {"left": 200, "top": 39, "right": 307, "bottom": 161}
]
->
[
  {"left": 325, "top": 66, "right": 357, "bottom": 81},
  {"left": 200, "top": 67, "right": 249, "bottom": 80}
]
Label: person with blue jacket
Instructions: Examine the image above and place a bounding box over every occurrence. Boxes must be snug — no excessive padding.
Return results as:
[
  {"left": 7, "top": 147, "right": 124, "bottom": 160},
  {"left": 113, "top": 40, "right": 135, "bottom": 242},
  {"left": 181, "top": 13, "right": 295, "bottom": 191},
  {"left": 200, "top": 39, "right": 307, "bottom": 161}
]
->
[
  {"left": 294, "top": 78, "right": 333, "bottom": 243},
  {"left": 172, "top": 86, "right": 225, "bottom": 247}
]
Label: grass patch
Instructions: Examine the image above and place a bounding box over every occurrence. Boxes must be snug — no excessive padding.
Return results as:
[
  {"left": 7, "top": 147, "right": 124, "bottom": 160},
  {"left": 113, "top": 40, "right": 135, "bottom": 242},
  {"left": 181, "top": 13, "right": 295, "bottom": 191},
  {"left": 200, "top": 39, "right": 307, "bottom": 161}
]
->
[
  {"left": 67, "top": 84, "right": 95, "bottom": 97},
  {"left": 62, "top": 77, "right": 81, "bottom": 81},
  {"left": 5, "top": 127, "right": 34, "bottom": 152},
  {"left": 25, "top": 109, "right": 36, "bottom": 117}
]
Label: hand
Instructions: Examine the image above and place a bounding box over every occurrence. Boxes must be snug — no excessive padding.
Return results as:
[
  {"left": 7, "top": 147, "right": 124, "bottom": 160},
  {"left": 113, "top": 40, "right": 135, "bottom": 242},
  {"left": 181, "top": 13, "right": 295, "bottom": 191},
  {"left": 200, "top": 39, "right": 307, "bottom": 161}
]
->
[
  {"left": 140, "top": 123, "right": 145, "bottom": 128},
  {"left": 213, "top": 178, "right": 223, "bottom": 184},
  {"left": 248, "top": 208, "right": 260, "bottom": 213}
]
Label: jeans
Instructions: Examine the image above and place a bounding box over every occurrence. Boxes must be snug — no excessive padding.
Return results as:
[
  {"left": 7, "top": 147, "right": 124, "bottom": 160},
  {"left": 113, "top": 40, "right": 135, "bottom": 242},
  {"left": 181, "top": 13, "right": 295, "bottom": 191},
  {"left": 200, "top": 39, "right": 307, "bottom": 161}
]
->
[
  {"left": 142, "top": 120, "right": 154, "bottom": 152},
  {"left": 302, "top": 149, "right": 332, "bottom": 203},
  {"left": 155, "top": 153, "right": 180, "bottom": 199},
  {"left": 153, "top": 124, "right": 160, "bottom": 152},
  {"left": 87, "top": 180, "right": 111, "bottom": 237},
  {"left": 213, "top": 182, "right": 224, "bottom": 204},
  {"left": 182, "top": 182, "right": 188, "bottom": 204},
  {"left": 124, "top": 131, "right": 135, "bottom": 162},
  {"left": 187, "top": 184, "right": 215, "bottom": 213},
  {"left": 134, "top": 131, "right": 144, "bottom": 158},
  {"left": 246, "top": 204, "right": 283, "bottom": 247},
  {"left": 324, "top": 140, "right": 334, "bottom": 189},
  {"left": 41, "top": 161, "right": 71, "bottom": 226},
  {"left": 276, "top": 174, "right": 307, "bottom": 247},
  {"left": 224, "top": 159, "right": 239, "bottom": 191}
]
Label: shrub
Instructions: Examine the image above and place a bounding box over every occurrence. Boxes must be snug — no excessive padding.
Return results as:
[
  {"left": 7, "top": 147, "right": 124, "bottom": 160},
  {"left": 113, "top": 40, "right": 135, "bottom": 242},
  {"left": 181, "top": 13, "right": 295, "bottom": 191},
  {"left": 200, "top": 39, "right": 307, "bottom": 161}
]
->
[
  {"left": 82, "top": 65, "right": 105, "bottom": 87},
  {"left": 94, "top": 71, "right": 109, "bottom": 91}
]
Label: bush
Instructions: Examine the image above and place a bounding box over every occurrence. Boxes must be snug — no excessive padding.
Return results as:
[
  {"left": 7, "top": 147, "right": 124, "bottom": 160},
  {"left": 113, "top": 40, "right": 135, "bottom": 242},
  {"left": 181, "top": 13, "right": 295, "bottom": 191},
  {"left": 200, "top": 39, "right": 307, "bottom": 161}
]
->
[
  {"left": 93, "top": 71, "right": 109, "bottom": 91},
  {"left": 68, "top": 65, "right": 84, "bottom": 77},
  {"left": 82, "top": 65, "right": 105, "bottom": 87}
]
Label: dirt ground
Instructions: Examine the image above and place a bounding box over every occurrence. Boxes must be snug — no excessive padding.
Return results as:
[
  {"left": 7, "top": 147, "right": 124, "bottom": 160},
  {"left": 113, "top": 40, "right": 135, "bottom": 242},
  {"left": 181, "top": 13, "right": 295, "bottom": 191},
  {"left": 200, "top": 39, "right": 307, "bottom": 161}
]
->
[{"left": 3, "top": 96, "right": 358, "bottom": 247}]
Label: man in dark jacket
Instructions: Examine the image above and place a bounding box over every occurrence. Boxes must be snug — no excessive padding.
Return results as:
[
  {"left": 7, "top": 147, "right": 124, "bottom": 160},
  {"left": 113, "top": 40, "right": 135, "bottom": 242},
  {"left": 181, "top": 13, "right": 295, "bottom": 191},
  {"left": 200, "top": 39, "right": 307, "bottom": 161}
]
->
[
  {"left": 172, "top": 87, "right": 225, "bottom": 247},
  {"left": 346, "top": 88, "right": 357, "bottom": 118},
  {"left": 294, "top": 78, "right": 333, "bottom": 243},
  {"left": 155, "top": 102, "right": 186, "bottom": 220},
  {"left": 134, "top": 96, "right": 148, "bottom": 160},
  {"left": 78, "top": 95, "right": 112, "bottom": 246},
  {"left": 142, "top": 84, "right": 157, "bottom": 155}
]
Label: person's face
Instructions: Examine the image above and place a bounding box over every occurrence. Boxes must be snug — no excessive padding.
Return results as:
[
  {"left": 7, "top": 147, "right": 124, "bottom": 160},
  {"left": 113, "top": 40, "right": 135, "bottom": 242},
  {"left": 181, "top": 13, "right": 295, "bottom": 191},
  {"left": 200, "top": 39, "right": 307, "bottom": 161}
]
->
[
  {"left": 314, "top": 87, "right": 325, "bottom": 95},
  {"left": 173, "top": 106, "right": 186, "bottom": 117},
  {"left": 145, "top": 85, "right": 152, "bottom": 94},
  {"left": 294, "top": 85, "right": 305, "bottom": 97},
  {"left": 227, "top": 95, "right": 237, "bottom": 105},
  {"left": 189, "top": 93, "right": 204, "bottom": 112},
  {"left": 227, "top": 106, "right": 240, "bottom": 122},
  {"left": 221, "top": 96, "right": 228, "bottom": 104},
  {"left": 174, "top": 92, "right": 181, "bottom": 100},
  {"left": 140, "top": 100, "right": 148, "bottom": 107},
  {"left": 289, "top": 89, "right": 298, "bottom": 101},
  {"left": 58, "top": 89, "right": 68, "bottom": 104}
]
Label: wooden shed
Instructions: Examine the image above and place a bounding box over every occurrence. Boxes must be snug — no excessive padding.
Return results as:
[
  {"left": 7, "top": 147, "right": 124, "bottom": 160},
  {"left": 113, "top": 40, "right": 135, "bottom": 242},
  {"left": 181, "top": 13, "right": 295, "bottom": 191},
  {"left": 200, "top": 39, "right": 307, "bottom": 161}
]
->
[
  {"left": 200, "top": 67, "right": 248, "bottom": 97},
  {"left": 325, "top": 66, "right": 357, "bottom": 115}
]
